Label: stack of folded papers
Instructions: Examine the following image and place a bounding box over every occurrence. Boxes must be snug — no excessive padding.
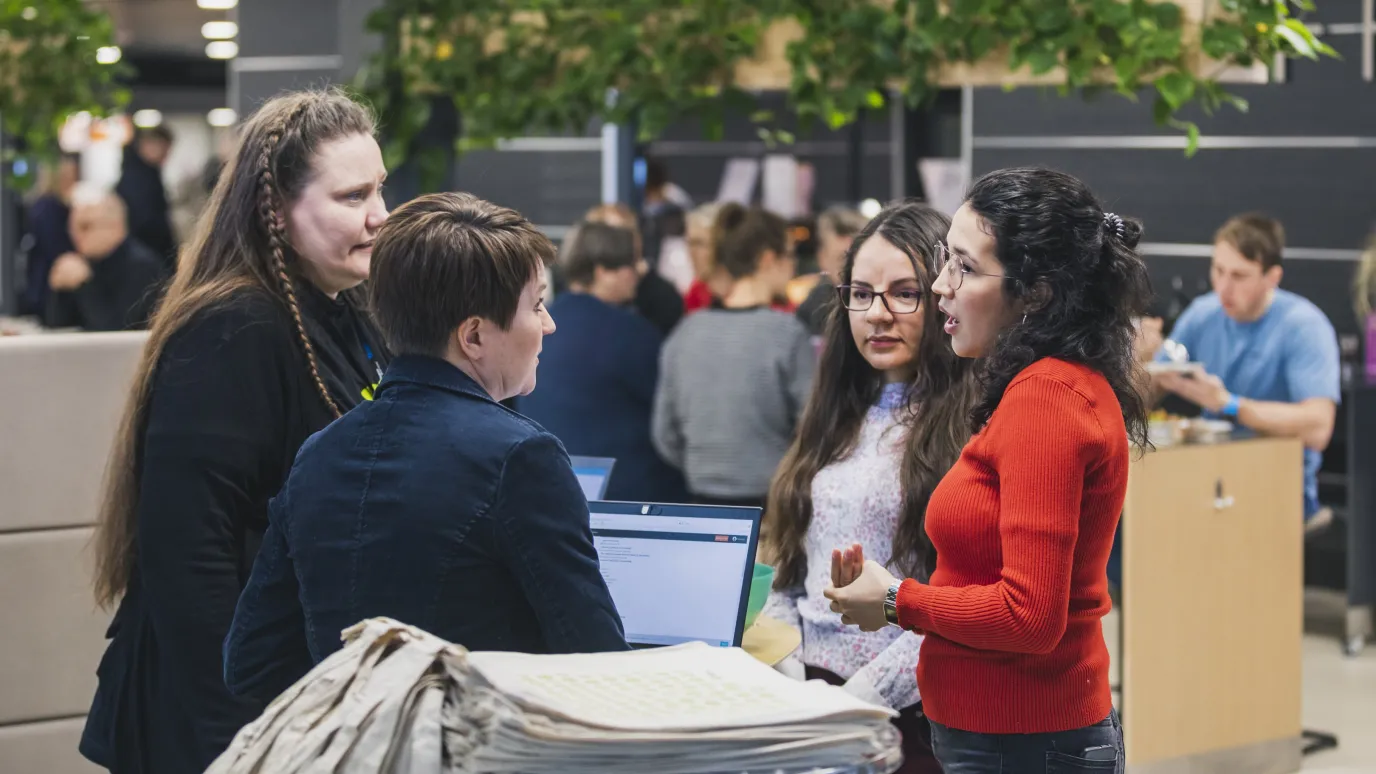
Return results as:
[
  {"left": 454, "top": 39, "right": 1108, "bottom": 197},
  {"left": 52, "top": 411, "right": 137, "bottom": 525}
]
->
[{"left": 207, "top": 618, "right": 902, "bottom": 774}]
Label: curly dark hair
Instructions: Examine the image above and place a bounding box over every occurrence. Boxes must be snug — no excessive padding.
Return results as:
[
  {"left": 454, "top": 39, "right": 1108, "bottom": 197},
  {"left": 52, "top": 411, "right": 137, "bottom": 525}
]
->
[{"left": 963, "top": 167, "right": 1152, "bottom": 450}]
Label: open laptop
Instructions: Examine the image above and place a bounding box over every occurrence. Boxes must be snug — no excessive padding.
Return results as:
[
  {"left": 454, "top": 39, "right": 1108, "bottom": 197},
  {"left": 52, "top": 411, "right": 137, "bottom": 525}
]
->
[
  {"left": 569, "top": 456, "right": 616, "bottom": 500},
  {"left": 588, "top": 501, "right": 762, "bottom": 648}
]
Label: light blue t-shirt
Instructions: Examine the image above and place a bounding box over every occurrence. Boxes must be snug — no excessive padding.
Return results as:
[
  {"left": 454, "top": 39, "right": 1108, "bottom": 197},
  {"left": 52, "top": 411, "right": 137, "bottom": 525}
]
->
[{"left": 1159, "top": 289, "right": 1340, "bottom": 517}]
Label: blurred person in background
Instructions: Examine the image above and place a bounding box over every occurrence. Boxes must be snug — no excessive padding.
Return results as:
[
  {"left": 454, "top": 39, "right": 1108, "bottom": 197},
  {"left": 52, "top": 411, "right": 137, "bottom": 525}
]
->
[
  {"left": 1146, "top": 214, "right": 1339, "bottom": 532},
  {"left": 795, "top": 206, "right": 871, "bottom": 335},
  {"left": 652, "top": 203, "right": 814, "bottom": 508},
  {"left": 683, "top": 202, "right": 732, "bottom": 312},
  {"left": 763, "top": 201, "right": 976, "bottom": 774},
  {"left": 641, "top": 156, "right": 694, "bottom": 213},
  {"left": 584, "top": 202, "right": 685, "bottom": 335},
  {"left": 638, "top": 156, "right": 693, "bottom": 271},
  {"left": 519, "top": 222, "right": 688, "bottom": 503},
  {"left": 44, "top": 185, "right": 166, "bottom": 331},
  {"left": 20, "top": 153, "right": 81, "bottom": 316},
  {"left": 116, "top": 126, "right": 177, "bottom": 269},
  {"left": 1353, "top": 232, "right": 1376, "bottom": 322},
  {"left": 81, "top": 89, "right": 390, "bottom": 774}
]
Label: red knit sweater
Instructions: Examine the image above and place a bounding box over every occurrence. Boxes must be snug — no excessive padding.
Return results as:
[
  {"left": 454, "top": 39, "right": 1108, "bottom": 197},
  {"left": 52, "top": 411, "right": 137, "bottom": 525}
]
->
[{"left": 898, "top": 358, "right": 1128, "bottom": 734}]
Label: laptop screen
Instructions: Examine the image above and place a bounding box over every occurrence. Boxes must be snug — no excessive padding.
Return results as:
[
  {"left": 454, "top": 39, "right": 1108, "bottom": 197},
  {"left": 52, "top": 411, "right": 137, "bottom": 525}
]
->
[
  {"left": 589, "top": 501, "right": 761, "bottom": 648},
  {"left": 569, "top": 456, "right": 616, "bottom": 501}
]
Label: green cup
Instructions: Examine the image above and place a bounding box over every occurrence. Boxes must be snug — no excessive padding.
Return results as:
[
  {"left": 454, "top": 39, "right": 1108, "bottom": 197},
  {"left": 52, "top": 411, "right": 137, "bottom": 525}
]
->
[{"left": 745, "top": 562, "right": 775, "bottom": 631}]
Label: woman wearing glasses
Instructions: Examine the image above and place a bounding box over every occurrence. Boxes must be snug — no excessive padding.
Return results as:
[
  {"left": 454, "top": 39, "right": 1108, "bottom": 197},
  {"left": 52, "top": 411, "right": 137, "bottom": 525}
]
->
[
  {"left": 826, "top": 167, "right": 1151, "bottom": 773},
  {"left": 762, "top": 200, "right": 976, "bottom": 773}
]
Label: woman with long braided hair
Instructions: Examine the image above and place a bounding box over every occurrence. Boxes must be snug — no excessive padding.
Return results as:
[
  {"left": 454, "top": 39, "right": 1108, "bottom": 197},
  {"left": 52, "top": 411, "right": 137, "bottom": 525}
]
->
[{"left": 80, "top": 88, "right": 390, "bottom": 774}]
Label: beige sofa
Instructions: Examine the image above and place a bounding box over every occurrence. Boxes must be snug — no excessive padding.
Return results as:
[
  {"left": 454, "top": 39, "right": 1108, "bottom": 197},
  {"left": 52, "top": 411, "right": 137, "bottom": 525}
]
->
[{"left": 0, "top": 332, "right": 147, "bottom": 774}]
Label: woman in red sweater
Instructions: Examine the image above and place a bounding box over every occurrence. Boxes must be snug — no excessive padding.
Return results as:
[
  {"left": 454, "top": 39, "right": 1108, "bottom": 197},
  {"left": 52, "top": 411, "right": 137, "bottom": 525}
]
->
[{"left": 826, "top": 167, "right": 1151, "bottom": 773}]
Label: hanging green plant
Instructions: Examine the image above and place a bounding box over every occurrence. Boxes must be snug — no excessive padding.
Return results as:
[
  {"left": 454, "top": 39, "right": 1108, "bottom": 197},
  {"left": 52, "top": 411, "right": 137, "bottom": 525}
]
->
[
  {"left": 359, "top": 0, "right": 771, "bottom": 182},
  {"left": 0, "top": 0, "right": 130, "bottom": 188},
  {"left": 779, "top": 0, "right": 1335, "bottom": 154},
  {"left": 358, "top": 0, "right": 1333, "bottom": 183}
]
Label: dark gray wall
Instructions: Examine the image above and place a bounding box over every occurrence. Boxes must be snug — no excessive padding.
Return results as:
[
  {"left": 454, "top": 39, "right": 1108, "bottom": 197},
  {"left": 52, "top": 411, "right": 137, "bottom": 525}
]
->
[
  {"left": 647, "top": 91, "right": 963, "bottom": 212},
  {"left": 968, "top": 3, "right": 1374, "bottom": 340},
  {"left": 231, "top": 0, "right": 346, "bottom": 116}
]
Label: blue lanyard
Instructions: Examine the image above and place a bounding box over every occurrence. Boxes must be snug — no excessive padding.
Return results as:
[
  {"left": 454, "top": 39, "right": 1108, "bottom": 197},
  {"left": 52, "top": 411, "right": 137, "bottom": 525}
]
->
[{"left": 361, "top": 340, "right": 383, "bottom": 382}]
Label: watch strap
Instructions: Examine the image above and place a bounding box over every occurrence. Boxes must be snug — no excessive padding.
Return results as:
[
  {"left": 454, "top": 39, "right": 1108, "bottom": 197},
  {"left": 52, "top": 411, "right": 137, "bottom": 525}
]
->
[
  {"left": 883, "top": 581, "right": 901, "bottom": 626},
  {"left": 1222, "top": 393, "right": 1241, "bottom": 418}
]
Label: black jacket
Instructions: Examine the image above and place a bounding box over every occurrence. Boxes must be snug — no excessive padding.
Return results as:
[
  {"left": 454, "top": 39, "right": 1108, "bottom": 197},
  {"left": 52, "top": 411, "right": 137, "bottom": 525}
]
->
[
  {"left": 634, "top": 271, "right": 685, "bottom": 337},
  {"left": 45, "top": 238, "right": 167, "bottom": 331},
  {"left": 79, "top": 284, "right": 389, "bottom": 774},
  {"left": 115, "top": 146, "right": 176, "bottom": 267}
]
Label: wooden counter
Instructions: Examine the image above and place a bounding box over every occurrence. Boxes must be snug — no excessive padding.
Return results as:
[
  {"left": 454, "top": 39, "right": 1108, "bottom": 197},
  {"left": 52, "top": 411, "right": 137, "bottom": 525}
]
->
[{"left": 1121, "top": 436, "right": 1304, "bottom": 773}]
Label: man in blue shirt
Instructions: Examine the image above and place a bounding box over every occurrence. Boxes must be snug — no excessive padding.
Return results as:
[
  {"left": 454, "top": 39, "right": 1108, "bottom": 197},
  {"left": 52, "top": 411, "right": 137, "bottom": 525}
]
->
[{"left": 1151, "top": 214, "right": 1340, "bottom": 530}]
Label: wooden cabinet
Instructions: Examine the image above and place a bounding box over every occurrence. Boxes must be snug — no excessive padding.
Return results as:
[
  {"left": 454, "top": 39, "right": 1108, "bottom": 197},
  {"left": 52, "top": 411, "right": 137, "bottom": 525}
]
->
[{"left": 1121, "top": 437, "right": 1304, "bottom": 772}]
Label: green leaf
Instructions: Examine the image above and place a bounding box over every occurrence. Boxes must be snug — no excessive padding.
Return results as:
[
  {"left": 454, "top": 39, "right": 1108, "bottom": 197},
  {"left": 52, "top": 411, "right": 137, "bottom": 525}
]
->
[
  {"left": 865, "top": 90, "right": 886, "bottom": 109},
  {"left": 1155, "top": 71, "right": 1196, "bottom": 109},
  {"left": 1027, "top": 50, "right": 1060, "bottom": 74},
  {"left": 1275, "top": 21, "right": 1317, "bottom": 59},
  {"left": 1183, "top": 123, "right": 1201, "bottom": 157},
  {"left": 1152, "top": 95, "right": 1173, "bottom": 125}
]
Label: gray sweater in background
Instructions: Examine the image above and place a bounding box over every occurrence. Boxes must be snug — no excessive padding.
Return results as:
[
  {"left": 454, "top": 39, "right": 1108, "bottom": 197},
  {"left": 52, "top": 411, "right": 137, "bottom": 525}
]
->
[{"left": 652, "top": 307, "right": 817, "bottom": 499}]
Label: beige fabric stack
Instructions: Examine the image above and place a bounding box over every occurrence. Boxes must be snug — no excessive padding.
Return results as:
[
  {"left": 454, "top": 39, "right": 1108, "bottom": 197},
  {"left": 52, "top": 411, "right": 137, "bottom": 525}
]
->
[{"left": 207, "top": 618, "right": 900, "bottom": 774}]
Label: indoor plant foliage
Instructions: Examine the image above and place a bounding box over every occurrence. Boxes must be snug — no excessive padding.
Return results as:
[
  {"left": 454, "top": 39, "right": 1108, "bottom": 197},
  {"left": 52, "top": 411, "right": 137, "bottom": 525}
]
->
[
  {"left": 0, "top": 0, "right": 129, "bottom": 186},
  {"left": 361, "top": 0, "right": 1332, "bottom": 171},
  {"left": 360, "top": 1, "right": 771, "bottom": 172}
]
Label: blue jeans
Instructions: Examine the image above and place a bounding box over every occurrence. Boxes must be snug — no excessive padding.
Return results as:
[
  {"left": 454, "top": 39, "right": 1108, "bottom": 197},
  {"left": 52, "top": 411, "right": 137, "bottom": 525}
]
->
[{"left": 929, "top": 711, "right": 1124, "bottom": 773}]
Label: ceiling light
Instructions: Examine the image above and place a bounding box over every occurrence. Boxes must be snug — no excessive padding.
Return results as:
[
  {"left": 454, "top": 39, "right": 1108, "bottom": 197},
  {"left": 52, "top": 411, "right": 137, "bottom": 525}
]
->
[
  {"left": 197, "top": 0, "right": 238, "bottom": 8},
  {"left": 207, "top": 108, "right": 238, "bottom": 127},
  {"left": 859, "top": 198, "right": 882, "bottom": 219},
  {"left": 133, "top": 110, "right": 163, "bottom": 128},
  {"left": 205, "top": 40, "right": 239, "bottom": 59},
  {"left": 96, "top": 46, "right": 122, "bottom": 65},
  {"left": 201, "top": 21, "right": 238, "bottom": 39}
]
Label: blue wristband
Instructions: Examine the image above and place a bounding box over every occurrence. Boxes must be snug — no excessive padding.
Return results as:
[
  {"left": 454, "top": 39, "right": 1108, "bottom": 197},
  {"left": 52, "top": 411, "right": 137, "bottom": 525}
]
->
[{"left": 1221, "top": 394, "right": 1241, "bottom": 418}]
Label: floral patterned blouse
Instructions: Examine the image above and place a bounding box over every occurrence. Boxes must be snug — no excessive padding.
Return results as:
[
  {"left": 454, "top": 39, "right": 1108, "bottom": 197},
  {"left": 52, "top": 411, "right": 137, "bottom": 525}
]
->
[{"left": 762, "top": 382, "right": 923, "bottom": 710}]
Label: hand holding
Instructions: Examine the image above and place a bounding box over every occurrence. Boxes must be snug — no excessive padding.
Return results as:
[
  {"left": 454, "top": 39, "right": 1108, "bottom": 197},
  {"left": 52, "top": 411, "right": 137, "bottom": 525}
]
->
[
  {"left": 49, "top": 253, "right": 92, "bottom": 291},
  {"left": 824, "top": 559, "right": 899, "bottom": 633},
  {"left": 830, "top": 543, "right": 866, "bottom": 589},
  {"left": 1134, "top": 316, "right": 1164, "bottom": 364},
  {"left": 1159, "top": 368, "right": 1229, "bottom": 413}
]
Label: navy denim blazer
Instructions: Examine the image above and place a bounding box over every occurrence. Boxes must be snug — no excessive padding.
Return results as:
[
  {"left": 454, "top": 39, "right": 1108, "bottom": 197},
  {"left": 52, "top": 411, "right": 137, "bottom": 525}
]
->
[{"left": 223, "top": 355, "right": 628, "bottom": 701}]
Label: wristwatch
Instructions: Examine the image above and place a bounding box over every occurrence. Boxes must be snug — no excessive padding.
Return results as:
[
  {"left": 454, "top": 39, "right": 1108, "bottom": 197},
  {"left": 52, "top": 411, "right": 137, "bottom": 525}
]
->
[
  {"left": 1221, "top": 393, "right": 1241, "bottom": 418},
  {"left": 883, "top": 581, "right": 902, "bottom": 627}
]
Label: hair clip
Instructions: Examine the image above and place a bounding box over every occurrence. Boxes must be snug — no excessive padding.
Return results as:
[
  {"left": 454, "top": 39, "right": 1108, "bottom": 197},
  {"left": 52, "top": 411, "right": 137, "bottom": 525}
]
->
[{"left": 1103, "top": 212, "right": 1125, "bottom": 241}]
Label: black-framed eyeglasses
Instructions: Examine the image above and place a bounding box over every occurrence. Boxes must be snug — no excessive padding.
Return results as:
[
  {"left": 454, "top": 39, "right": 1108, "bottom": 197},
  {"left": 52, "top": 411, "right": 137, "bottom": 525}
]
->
[
  {"left": 835, "top": 284, "right": 924, "bottom": 314},
  {"left": 932, "top": 243, "right": 1006, "bottom": 290}
]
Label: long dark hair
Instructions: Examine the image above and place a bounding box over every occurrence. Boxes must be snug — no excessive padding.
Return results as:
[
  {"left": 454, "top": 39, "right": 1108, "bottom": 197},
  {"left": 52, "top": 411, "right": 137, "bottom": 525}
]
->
[
  {"left": 765, "top": 200, "right": 978, "bottom": 587},
  {"left": 963, "top": 167, "right": 1151, "bottom": 448},
  {"left": 93, "top": 89, "right": 376, "bottom": 607}
]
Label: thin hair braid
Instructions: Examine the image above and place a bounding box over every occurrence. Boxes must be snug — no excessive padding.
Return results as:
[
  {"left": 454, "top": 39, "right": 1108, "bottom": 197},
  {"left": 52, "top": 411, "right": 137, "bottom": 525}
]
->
[{"left": 256, "top": 122, "right": 343, "bottom": 418}]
